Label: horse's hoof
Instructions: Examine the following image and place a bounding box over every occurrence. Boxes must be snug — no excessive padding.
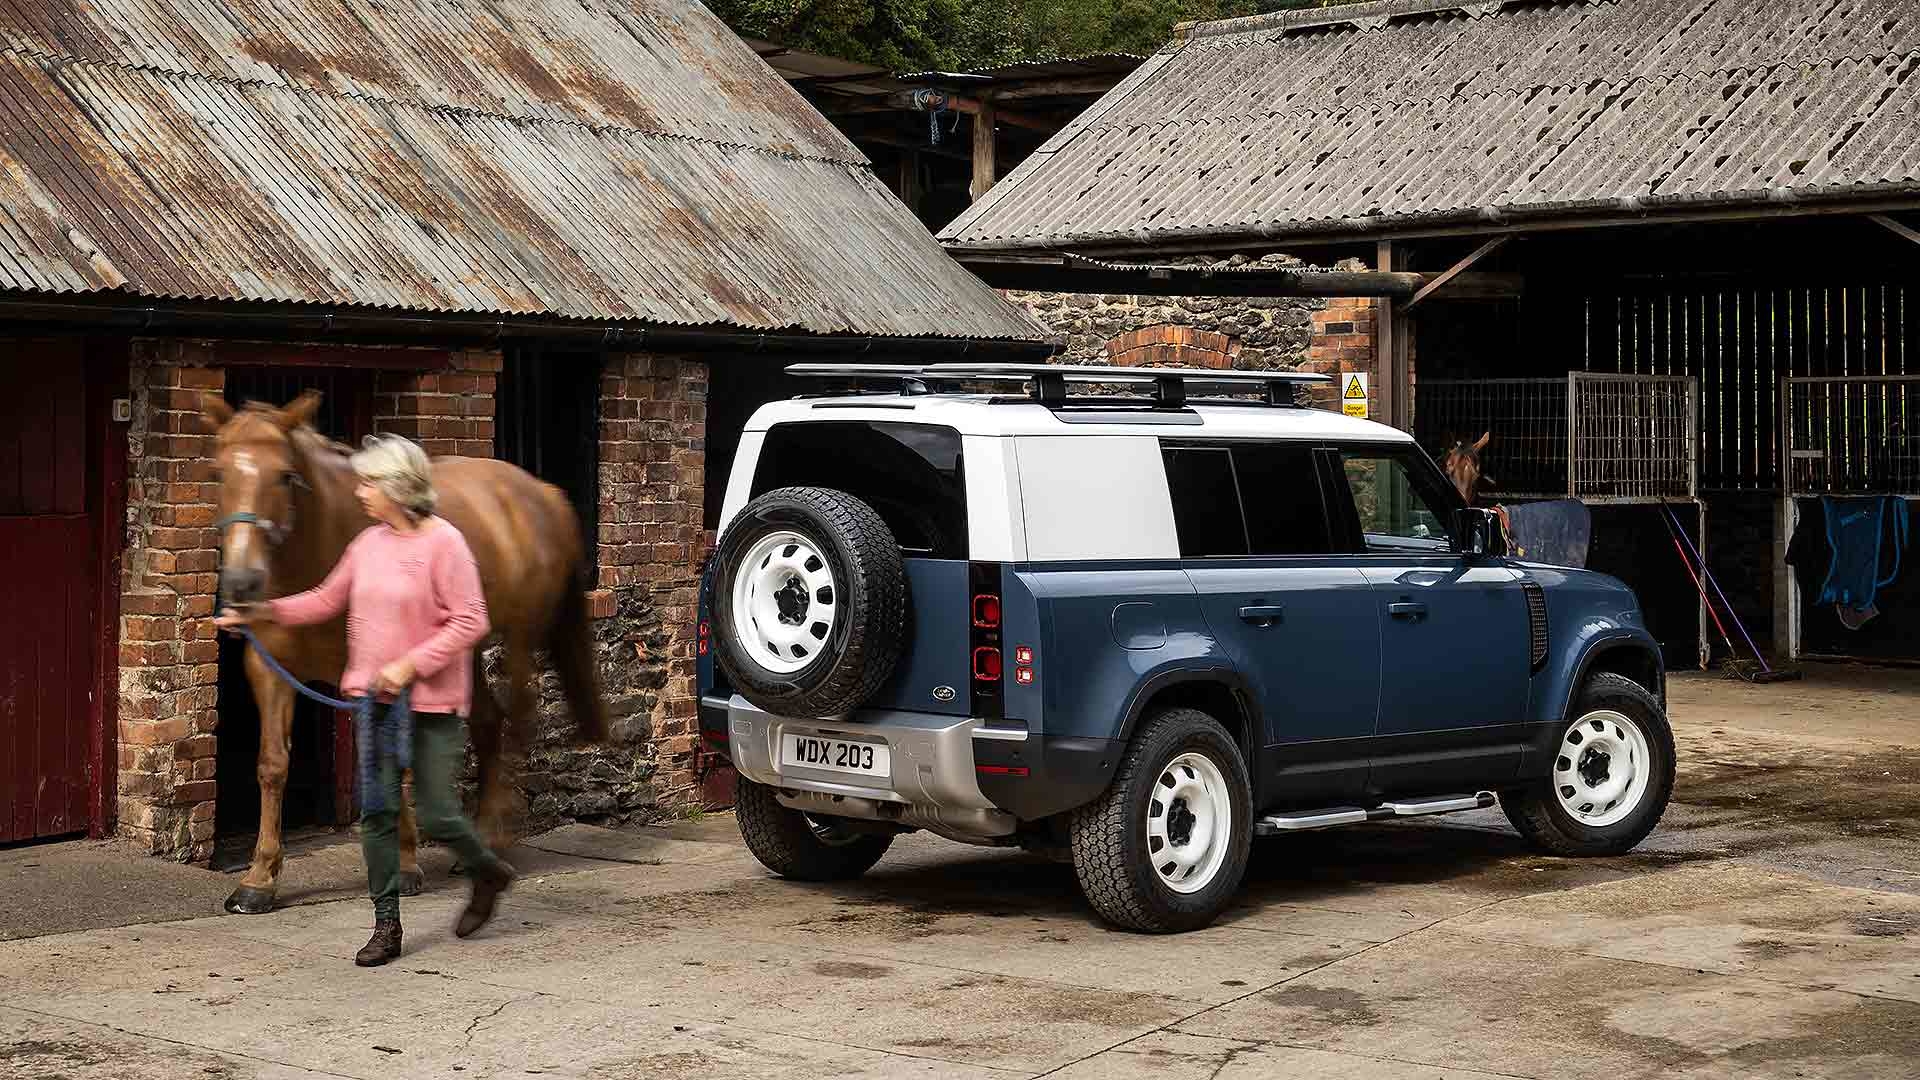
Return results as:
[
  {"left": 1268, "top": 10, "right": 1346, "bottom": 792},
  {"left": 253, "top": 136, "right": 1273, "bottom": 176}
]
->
[
  {"left": 397, "top": 869, "right": 426, "bottom": 896},
  {"left": 223, "top": 886, "right": 277, "bottom": 915}
]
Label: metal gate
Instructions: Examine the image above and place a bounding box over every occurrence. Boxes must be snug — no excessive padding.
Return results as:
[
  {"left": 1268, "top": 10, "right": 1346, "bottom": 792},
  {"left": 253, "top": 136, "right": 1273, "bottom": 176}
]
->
[
  {"left": 1779, "top": 374, "right": 1919, "bottom": 663},
  {"left": 1415, "top": 373, "right": 1697, "bottom": 503}
]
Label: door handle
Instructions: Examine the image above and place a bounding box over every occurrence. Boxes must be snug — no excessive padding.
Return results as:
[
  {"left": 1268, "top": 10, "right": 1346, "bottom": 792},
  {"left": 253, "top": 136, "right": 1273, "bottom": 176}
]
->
[
  {"left": 1387, "top": 601, "right": 1428, "bottom": 622},
  {"left": 1238, "top": 604, "right": 1285, "bottom": 626}
]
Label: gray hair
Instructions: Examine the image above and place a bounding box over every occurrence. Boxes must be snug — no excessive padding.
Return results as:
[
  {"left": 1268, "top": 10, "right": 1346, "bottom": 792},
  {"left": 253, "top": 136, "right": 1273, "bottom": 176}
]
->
[{"left": 351, "top": 435, "right": 436, "bottom": 517}]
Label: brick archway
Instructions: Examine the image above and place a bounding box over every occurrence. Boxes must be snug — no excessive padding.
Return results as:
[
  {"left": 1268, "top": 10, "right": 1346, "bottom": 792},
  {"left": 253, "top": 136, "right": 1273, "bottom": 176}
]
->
[{"left": 1104, "top": 324, "right": 1240, "bottom": 369}]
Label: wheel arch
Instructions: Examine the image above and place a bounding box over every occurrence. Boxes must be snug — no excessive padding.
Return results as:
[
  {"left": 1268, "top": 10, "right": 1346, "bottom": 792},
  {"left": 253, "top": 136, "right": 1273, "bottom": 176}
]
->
[
  {"left": 1120, "top": 668, "right": 1259, "bottom": 767},
  {"left": 1570, "top": 639, "right": 1666, "bottom": 716}
]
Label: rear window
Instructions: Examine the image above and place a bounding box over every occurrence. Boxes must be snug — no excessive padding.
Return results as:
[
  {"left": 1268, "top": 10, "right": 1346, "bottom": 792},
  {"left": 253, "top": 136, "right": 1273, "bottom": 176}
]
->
[{"left": 753, "top": 422, "right": 967, "bottom": 558}]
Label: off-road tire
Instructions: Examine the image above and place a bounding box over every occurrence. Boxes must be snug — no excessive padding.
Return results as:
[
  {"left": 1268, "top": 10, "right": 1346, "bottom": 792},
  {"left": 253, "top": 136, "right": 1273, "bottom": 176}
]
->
[
  {"left": 1501, "top": 672, "right": 1675, "bottom": 856},
  {"left": 1069, "top": 708, "right": 1253, "bottom": 933},
  {"left": 734, "top": 778, "right": 893, "bottom": 881},
  {"left": 712, "top": 486, "right": 908, "bottom": 718}
]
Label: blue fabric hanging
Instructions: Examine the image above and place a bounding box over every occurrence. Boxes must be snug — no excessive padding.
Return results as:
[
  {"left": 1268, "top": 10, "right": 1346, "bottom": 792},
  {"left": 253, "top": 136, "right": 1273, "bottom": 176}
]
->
[
  {"left": 355, "top": 689, "right": 414, "bottom": 815},
  {"left": 1818, "top": 496, "right": 1909, "bottom": 610}
]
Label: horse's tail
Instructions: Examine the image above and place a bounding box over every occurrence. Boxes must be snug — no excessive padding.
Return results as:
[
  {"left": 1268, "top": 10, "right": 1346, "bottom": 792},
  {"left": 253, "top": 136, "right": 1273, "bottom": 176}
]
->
[{"left": 551, "top": 563, "right": 610, "bottom": 745}]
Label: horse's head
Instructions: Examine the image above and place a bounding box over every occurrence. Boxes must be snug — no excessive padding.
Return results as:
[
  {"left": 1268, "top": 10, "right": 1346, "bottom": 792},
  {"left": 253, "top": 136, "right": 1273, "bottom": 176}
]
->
[
  {"left": 1439, "top": 430, "right": 1491, "bottom": 504},
  {"left": 201, "top": 391, "right": 322, "bottom": 606}
]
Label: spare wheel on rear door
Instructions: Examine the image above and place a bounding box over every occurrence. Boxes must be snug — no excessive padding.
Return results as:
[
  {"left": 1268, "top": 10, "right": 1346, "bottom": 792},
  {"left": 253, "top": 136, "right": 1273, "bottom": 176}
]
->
[{"left": 712, "top": 486, "right": 909, "bottom": 717}]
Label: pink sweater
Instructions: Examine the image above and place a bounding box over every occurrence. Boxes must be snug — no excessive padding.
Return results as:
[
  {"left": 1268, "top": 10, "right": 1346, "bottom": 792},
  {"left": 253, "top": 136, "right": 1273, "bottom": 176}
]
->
[{"left": 268, "top": 519, "right": 490, "bottom": 716}]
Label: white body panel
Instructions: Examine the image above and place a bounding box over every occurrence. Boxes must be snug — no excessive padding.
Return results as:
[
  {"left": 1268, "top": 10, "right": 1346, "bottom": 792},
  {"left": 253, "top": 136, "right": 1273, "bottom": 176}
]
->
[{"left": 1013, "top": 436, "right": 1179, "bottom": 561}]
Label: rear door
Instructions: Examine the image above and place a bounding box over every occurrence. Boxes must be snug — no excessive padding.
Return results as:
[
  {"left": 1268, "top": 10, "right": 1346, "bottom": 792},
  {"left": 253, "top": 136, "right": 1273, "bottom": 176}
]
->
[
  {"left": 1324, "top": 444, "right": 1531, "bottom": 795},
  {"left": 1167, "top": 441, "right": 1381, "bottom": 806}
]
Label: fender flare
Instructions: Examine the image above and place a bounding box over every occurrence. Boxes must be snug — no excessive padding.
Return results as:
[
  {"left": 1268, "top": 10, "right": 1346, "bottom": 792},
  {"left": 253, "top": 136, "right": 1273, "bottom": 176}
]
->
[
  {"left": 1116, "top": 665, "right": 1261, "bottom": 756},
  {"left": 1565, "top": 635, "right": 1666, "bottom": 720}
]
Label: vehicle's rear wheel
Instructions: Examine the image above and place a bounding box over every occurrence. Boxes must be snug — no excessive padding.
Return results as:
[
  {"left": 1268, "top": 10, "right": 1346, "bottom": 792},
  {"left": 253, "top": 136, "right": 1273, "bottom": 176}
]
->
[
  {"left": 734, "top": 778, "right": 893, "bottom": 881},
  {"left": 1069, "top": 708, "right": 1252, "bottom": 933},
  {"left": 1501, "top": 672, "right": 1675, "bottom": 856},
  {"left": 711, "top": 486, "right": 908, "bottom": 718}
]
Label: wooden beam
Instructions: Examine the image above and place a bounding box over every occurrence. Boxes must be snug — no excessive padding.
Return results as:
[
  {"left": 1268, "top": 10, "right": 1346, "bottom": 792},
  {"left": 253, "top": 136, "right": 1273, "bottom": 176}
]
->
[
  {"left": 987, "top": 76, "right": 1127, "bottom": 101},
  {"left": 1404, "top": 236, "right": 1507, "bottom": 310},
  {"left": 1376, "top": 240, "right": 1413, "bottom": 431},
  {"left": 886, "top": 90, "right": 1053, "bottom": 131},
  {"left": 971, "top": 102, "right": 996, "bottom": 202},
  {"left": 1869, "top": 213, "right": 1920, "bottom": 248},
  {"left": 898, "top": 150, "right": 922, "bottom": 215}
]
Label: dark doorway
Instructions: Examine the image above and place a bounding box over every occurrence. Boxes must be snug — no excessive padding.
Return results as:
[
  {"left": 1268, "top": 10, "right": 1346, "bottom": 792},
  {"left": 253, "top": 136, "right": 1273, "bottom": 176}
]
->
[
  {"left": 212, "top": 366, "right": 373, "bottom": 868},
  {"left": 704, "top": 357, "right": 804, "bottom": 531},
  {"left": 495, "top": 347, "right": 601, "bottom": 545}
]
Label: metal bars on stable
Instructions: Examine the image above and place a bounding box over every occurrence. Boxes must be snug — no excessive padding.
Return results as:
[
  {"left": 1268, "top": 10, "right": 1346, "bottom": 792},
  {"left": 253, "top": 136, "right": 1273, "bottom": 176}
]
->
[
  {"left": 1781, "top": 374, "right": 1920, "bottom": 496},
  {"left": 1413, "top": 374, "right": 1697, "bottom": 504},
  {"left": 1567, "top": 374, "right": 1698, "bottom": 504}
]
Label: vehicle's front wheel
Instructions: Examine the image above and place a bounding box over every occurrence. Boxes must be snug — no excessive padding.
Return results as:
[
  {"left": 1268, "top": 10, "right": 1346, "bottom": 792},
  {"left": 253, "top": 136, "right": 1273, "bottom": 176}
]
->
[
  {"left": 1501, "top": 672, "right": 1675, "bottom": 856},
  {"left": 734, "top": 778, "right": 893, "bottom": 881},
  {"left": 1069, "top": 708, "right": 1252, "bottom": 933}
]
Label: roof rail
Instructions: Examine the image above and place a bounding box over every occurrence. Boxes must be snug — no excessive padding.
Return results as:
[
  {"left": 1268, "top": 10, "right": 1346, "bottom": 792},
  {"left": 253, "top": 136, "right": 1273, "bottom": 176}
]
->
[
  {"left": 783, "top": 361, "right": 1331, "bottom": 408},
  {"left": 923, "top": 362, "right": 1329, "bottom": 407}
]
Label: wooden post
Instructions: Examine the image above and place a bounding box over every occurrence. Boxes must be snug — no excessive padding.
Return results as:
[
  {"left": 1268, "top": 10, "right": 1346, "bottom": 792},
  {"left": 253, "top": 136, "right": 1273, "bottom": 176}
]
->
[
  {"left": 971, "top": 102, "right": 996, "bottom": 202},
  {"left": 1375, "top": 240, "right": 1413, "bottom": 431},
  {"left": 898, "top": 150, "right": 922, "bottom": 217}
]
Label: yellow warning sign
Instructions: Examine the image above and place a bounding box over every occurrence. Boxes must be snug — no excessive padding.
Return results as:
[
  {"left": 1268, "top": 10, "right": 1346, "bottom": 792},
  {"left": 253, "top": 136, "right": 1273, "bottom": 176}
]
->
[{"left": 1341, "top": 372, "right": 1368, "bottom": 418}]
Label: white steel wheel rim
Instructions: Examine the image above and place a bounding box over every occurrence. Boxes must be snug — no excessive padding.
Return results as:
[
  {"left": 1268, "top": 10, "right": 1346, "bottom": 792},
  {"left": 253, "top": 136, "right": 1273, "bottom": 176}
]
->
[
  {"left": 1145, "top": 751, "right": 1233, "bottom": 895},
  {"left": 731, "top": 530, "right": 837, "bottom": 675},
  {"left": 1554, "top": 709, "right": 1651, "bottom": 828}
]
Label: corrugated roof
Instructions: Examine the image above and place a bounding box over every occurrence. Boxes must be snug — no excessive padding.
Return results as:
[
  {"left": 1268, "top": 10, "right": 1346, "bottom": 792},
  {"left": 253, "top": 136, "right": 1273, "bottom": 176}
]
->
[
  {"left": 941, "top": 0, "right": 1920, "bottom": 252},
  {"left": 0, "top": 0, "right": 1043, "bottom": 340}
]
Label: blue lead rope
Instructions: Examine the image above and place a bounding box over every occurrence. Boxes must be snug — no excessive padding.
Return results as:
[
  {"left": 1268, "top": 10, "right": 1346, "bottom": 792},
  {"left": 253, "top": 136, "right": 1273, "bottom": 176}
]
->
[{"left": 238, "top": 626, "right": 411, "bottom": 814}]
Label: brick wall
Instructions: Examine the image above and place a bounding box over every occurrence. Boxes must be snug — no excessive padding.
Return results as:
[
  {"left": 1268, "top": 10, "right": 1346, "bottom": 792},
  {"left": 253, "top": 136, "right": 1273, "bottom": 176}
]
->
[
  {"left": 373, "top": 350, "right": 500, "bottom": 456},
  {"left": 1105, "top": 325, "right": 1239, "bottom": 369},
  {"left": 118, "top": 343, "right": 225, "bottom": 861}
]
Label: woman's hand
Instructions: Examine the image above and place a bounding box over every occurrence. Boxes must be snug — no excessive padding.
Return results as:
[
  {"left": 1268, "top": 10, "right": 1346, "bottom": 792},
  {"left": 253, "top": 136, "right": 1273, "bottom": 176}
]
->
[
  {"left": 374, "top": 657, "right": 418, "bottom": 695},
  {"left": 214, "top": 604, "right": 263, "bottom": 633}
]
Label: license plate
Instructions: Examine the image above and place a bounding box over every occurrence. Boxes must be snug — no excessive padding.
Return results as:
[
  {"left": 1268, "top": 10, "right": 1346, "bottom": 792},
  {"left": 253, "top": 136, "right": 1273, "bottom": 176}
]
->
[{"left": 781, "top": 733, "right": 890, "bottom": 778}]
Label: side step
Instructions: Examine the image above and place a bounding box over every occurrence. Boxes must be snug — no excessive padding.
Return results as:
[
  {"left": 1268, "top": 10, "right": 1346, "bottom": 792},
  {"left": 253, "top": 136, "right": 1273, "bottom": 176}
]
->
[{"left": 1255, "top": 792, "right": 1495, "bottom": 836}]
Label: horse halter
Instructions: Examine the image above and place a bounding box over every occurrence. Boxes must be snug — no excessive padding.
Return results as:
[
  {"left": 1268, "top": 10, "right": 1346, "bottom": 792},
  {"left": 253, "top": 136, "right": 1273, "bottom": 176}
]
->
[{"left": 216, "top": 474, "right": 307, "bottom": 548}]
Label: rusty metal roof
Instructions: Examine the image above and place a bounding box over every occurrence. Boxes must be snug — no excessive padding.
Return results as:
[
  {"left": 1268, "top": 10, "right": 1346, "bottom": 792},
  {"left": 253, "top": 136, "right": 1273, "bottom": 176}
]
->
[
  {"left": 941, "top": 0, "right": 1920, "bottom": 252},
  {"left": 0, "top": 0, "right": 1043, "bottom": 339}
]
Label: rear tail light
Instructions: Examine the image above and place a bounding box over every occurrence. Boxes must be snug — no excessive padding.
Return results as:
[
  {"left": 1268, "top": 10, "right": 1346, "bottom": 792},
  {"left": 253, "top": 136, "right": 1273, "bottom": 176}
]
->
[
  {"left": 697, "top": 620, "right": 710, "bottom": 657},
  {"left": 972, "top": 594, "right": 1002, "bottom": 628},
  {"left": 972, "top": 646, "right": 1002, "bottom": 682}
]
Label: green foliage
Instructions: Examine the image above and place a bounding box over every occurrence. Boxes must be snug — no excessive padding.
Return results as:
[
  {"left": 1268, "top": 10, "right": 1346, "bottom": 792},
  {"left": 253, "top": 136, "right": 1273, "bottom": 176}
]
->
[{"left": 710, "top": 0, "right": 1360, "bottom": 71}]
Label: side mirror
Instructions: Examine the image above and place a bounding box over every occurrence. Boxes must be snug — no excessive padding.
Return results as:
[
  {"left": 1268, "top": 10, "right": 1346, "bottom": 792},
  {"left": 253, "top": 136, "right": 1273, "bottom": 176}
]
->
[{"left": 1451, "top": 507, "right": 1509, "bottom": 558}]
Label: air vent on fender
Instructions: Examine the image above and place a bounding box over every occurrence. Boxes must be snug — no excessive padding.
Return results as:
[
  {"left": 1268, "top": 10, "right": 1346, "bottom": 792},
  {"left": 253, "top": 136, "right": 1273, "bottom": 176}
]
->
[{"left": 1522, "top": 581, "right": 1548, "bottom": 672}]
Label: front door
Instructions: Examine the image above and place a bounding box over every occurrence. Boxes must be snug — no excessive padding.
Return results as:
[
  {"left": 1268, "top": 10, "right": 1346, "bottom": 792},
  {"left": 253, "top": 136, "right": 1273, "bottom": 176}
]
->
[
  {"left": 1326, "top": 445, "right": 1531, "bottom": 796},
  {"left": 0, "top": 351, "right": 95, "bottom": 842},
  {"left": 1164, "top": 442, "right": 1381, "bottom": 806}
]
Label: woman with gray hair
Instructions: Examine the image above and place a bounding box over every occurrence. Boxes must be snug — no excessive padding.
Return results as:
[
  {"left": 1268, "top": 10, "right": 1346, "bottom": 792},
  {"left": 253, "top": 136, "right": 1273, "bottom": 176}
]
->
[{"left": 216, "top": 434, "right": 513, "bottom": 966}]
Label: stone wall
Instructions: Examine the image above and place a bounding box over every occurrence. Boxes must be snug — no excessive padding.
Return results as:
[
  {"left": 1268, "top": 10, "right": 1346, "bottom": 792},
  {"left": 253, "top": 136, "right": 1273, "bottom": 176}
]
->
[{"left": 514, "top": 352, "right": 709, "bottom": 830}]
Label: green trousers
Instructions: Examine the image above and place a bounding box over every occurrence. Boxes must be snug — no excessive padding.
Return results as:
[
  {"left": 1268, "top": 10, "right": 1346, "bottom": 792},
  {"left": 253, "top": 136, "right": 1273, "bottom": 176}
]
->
[{"left": 361, "top": 706, "right": 502, "bottom": 921}]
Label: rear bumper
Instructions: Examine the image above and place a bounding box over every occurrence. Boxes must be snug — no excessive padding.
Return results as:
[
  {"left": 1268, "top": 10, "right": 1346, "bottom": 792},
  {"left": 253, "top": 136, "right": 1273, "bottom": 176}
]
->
[{"left": 701, "top": 694, "right": 1119, "bottom": 835}]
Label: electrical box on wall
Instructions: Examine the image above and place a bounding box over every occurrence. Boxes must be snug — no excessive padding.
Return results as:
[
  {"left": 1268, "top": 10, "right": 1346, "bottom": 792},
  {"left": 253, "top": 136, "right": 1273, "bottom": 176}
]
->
[{"left": 112, "top": 398, "right": 132, "bottom": 422}]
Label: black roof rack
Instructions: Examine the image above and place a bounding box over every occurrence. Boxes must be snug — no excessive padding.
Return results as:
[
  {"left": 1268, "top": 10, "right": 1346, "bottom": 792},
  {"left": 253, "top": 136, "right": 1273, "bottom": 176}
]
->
[{"left": 783, "top": 362, "right": 1330, "bottom": 408}]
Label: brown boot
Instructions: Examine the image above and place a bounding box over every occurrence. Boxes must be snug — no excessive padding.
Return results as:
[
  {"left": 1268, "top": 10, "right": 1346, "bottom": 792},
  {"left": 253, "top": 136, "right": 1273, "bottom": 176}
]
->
[
  {"left": 454, "top": 860, "right": 516, "bottom": 939},
  {"left": 355, "top": 919, "right": 402, "bottom": 967}
]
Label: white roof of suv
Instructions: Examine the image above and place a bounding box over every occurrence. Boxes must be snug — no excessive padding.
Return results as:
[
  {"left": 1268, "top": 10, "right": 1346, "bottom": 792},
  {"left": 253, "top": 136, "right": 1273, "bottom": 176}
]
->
[{"left": 745, "top": 394, "right": 1417, "bottom": 443}]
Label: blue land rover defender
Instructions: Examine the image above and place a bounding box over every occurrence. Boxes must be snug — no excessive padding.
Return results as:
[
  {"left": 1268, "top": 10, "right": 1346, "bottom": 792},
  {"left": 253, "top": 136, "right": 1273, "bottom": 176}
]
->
[{"left": 698, "top": 363, "right": 1673, "bottom": 932}]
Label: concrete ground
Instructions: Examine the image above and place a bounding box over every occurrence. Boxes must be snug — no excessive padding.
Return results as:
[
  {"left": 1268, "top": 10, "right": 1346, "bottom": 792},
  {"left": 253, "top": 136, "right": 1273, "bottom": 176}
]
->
[{"left": 4, "top": 663, "right": 1919, "bottom": 1079}]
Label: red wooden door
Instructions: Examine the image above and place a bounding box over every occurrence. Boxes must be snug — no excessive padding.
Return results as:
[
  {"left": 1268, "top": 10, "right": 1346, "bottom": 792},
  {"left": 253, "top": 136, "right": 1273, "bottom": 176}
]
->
[{"left": 0, "top": 357, "right": 95, "bottom": 842}]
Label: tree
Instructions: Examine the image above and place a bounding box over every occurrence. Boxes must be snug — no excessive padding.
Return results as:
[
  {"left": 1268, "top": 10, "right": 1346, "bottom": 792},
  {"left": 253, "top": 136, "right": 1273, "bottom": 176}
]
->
[{"left": 710, "top": 0, "right": 1361, "bottom": 71}]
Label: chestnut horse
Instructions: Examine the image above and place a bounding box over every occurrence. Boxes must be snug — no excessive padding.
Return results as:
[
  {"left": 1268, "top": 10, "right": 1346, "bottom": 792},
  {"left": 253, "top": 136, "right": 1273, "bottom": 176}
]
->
[
  {"left": 1440, "top": 430, "right": 1512, "bottom": 540},
  {"left": 203, "top": 392, "right": 606, "bottom": 914}
]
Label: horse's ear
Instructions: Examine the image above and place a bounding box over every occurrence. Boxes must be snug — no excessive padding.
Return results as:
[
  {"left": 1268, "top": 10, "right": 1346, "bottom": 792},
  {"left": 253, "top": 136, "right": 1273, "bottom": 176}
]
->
[
  {"left": 1473, "top": 431, "right": 1491, "bottom": 452},
  {"left": 201, "top": 393, "right": 234, "bottom": 431},
  {"left": 277, "top": 390, "right": 323, "bottom": 431}
]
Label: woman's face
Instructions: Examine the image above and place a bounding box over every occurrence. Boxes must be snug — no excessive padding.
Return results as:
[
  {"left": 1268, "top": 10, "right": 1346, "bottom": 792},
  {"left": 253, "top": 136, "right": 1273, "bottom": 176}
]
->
[{"left": 355, "top": 476, "right": 401, "bottom": 524}]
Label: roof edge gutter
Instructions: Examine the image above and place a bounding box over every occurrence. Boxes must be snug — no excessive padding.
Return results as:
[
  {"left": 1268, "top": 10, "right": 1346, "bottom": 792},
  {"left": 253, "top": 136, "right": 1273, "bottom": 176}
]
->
[
  {"left": 941, "top": 184, "right": 1920, "bottom": 255},
  {"left": 0, "top": 299, "right": 1055, "bottom": 359}
]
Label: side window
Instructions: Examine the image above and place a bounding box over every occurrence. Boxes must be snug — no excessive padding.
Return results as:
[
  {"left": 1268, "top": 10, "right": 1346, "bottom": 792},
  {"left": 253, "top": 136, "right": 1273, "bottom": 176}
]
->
[
  {"left": 1163, "top": 447, "right": 1247, "bottom": 557},
  {"left": 1336, "top": 449, "right": 1455, "bottom": 551},
  {"left": 1231, "top": 444, "right": 1332, "bottom": 555}
]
